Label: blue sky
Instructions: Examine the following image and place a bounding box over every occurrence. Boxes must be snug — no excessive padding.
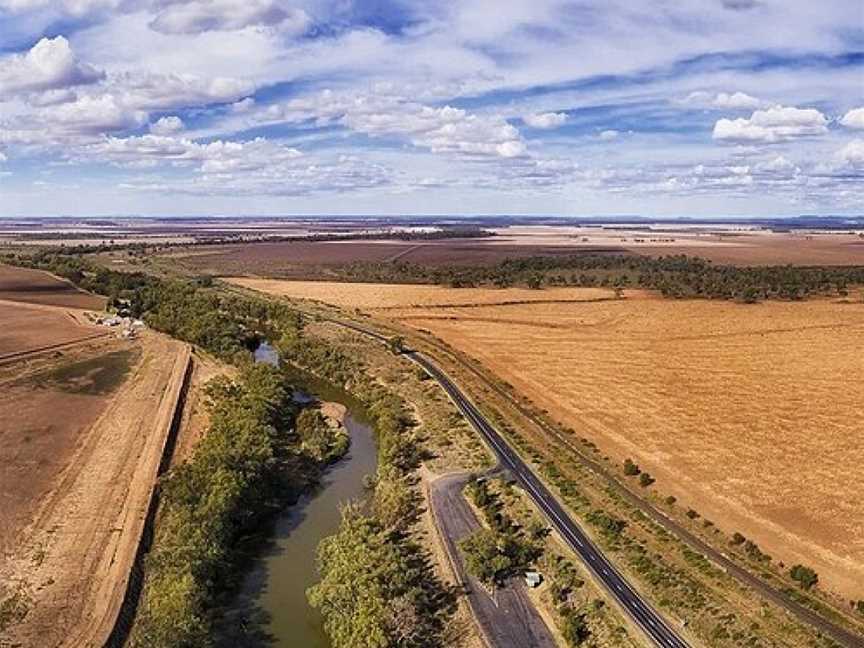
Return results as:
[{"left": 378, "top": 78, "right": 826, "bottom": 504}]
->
[{"left": 0, "top": 0, "right": 862, "bottom": 216}]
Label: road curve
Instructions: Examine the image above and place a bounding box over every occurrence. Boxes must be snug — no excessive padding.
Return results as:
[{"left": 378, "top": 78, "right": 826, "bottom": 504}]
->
[
  {"left": 429, "top": 472, "right": 557, "bottom": 648},
  {"left": 332, "top": 320, "right": 690, "bottom": 648}
]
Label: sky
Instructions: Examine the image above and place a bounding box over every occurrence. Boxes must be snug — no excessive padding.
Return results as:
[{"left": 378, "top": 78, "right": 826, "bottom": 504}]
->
[{"left": 0, "top": 0, "right": 862, "bottom": 217}]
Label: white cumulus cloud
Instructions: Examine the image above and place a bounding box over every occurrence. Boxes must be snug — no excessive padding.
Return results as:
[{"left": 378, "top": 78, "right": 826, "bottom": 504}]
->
[
  {"left": 835, "top": 139, "right": 864, "bottom": 168},
  {"left": 150, "top": 115, "right": 184, "bottom": 134},
  {"left": 840, "top": 108, "right": 864, "bottom": 130},
  {"left": 713, "top": 106, "right": 828, "bottom": 143},
  {"left": 523, "top": 112, "right": 567, "bottom": 129},
  {"left": 0, "top": 36, "right": 104, "bottom": 98}
]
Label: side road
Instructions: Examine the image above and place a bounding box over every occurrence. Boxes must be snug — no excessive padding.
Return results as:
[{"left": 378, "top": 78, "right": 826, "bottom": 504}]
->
[
  {"left": 326, "top": 318, "right": 690, "bottom": 648},
  {"left": 428, "top": 472, "right": 557, "bottom": 648}
]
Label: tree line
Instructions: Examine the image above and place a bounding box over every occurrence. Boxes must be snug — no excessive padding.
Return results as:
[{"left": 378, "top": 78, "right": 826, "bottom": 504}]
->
[
  {"left": 333, "top": 253, "right": 864, "bottom": 302},
  {"left": 298, "top": 339, "right": 455, "bottom": 648}
]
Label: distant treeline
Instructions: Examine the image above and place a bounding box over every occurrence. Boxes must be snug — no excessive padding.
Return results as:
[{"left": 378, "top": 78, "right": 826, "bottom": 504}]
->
[
  {"left": 298, "top": 226, "right": 494, "bottom": 243},
  {"left": 334, "top": 253, "right": 864, "bottom": 301},
  {"left": 9, "top": 225, "right": 493, "bottom": 255}
]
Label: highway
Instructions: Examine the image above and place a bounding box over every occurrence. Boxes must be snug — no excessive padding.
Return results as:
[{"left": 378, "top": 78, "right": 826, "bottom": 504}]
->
[
  {"left": 332, "top": 320, "right": 691, "bottom": 648},
  {"left": 322, "top": 316, "right": 864, "bottom": 648},
  {"left": 410, "top": 351, "right": 691, "bottom": 648}
]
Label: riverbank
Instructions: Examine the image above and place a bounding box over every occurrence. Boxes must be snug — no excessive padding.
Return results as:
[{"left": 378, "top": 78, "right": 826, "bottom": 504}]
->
[{"left": 208, "top": 344, "right": 376, "bottom": 647}]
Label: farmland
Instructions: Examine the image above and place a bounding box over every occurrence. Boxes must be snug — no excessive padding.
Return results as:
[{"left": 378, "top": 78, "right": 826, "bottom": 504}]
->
[
  {"left": 0, "top": 264, "right": 104, "bottom": 309},
  {"left": 0, "top": 262, "right": 190, "bottom": 646},
  {"left": 160, "top": 225, "right": 864, "bottom": 280},
  {"left": 0, "top": 333, "right": 189, "bottom": 647},
  {"left": 234, "top": 278, "right": 864, "bottom": 602},
  {"left": 0, "top": 301, "right": 105, "bottom": 358}
]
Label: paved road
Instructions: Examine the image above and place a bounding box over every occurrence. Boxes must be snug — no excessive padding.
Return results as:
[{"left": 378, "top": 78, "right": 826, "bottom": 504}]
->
[
  {"left": 412, "top": 333, "right": 864, "bottom": 648},
  {"left": 411, "top": 352, "right": 690, "bottom": 648},
  {"left": 327, "top": 318, "right": 864, "bottom": 648},
  {"left": 429, "top": 472, "right": 557, "bottom": 648},
  {"left": 331, "top": 320, "right": 689, "bottom": 648}
]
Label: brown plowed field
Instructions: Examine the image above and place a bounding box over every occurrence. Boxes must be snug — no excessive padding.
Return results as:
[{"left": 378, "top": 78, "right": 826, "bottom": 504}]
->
[
  {"left": 167, "top": 227, "right": 864, "bottom": 278},
  {"left": 0, "top": 299, "right": 104, "bottom": 357},
  {"left": 169, "top": 239, "right": 628, "bottom": 277},
  {"left": 236, "top": 278, "right": 864, "bottom": 601},
  {"left": 0, "top": 264, "right": 104, "bottom": 310},
  {"left": 0, "top": 332, "right": 188, "bottom": 647}
]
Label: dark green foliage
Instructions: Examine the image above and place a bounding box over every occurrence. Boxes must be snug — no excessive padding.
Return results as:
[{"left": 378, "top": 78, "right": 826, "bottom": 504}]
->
[
  {"left": 789, "top": 565, "right": 819, "bottom": 590},
  {"left": 459, "top": 478, "right": 546, "bottom": 587},
  {"left": 296, "top": 408, "right": 348, "bottom": 463},
  {"left": 308, "top": 504, "right": 451, "bottom": 648},
  {"left": 638, "top": 473, "right": 655, "bottom": 488},
  {"left": 665, "top": 495, "right": 677, "bottom": 505},
  {"left": 560, "top": 607, "right": 591, "bottom": 646},
  {"left": 296, "top": 341, "right": 452, "bottom": 647},
  {"left": 730, "top": 532, "right": 746, "bottom": 545},
  {"left": 686, "top": 509, "right": 700, "bottom": 520},
  {"left": 622, "top": 458, "right": 641, "bottom": 476},
  {"left": 329, "top": 252, "right": 864, "bottom": 301},
  {"left": 129, "top": 364, "right": 297, "bottom": 647},
  {"left": 586, "top": 510, "right": 627, "bottom": 541}
]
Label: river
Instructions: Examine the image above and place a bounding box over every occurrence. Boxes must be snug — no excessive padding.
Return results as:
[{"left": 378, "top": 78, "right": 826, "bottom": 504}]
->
[{"left": 217, "top": 342, "right": 378, "bottom": 647}]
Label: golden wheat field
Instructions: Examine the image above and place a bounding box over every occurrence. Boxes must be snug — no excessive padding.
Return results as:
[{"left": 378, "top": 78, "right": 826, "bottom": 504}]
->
[
  {"left": 233, "top": 278, "right": 864, "bottom": 599},
  {"left": 227, "top": 278, "right": 614, "bottom": 309}
]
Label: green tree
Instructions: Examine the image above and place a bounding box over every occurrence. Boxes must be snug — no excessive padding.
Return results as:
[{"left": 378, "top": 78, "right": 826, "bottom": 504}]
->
[
  {"left": 622, "top": 458, "right": 641, "bottom": 476},
  {"left": 789, "top": 564, "right": 819, "bottom": 590},
  {"left": 459, "top": 529, "right": 511, "bottom": 588},
  {"left": 388, "top": 335, "right": 405, "bottom": 354},
  {"left": 560, "top": 608, "right": 591, "bottom": 646}
]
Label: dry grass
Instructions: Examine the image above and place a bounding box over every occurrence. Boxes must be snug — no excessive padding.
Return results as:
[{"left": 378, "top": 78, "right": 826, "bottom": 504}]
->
[
  {"left": 240, "top": 278, "right": 864, "bottom": 601},
  {"left": 0, "top": 333, "right": 189, "bottom": 646},
  {"left": 227, "top": 277, "right": 615, "bottom": 309}
]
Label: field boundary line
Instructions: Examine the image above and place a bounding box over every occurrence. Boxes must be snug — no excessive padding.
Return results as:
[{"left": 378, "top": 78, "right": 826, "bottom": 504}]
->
[
  {"left": 96, "top": 344, "right": 193, "bottom": 648},
  {"left": 0, "top": 331, "right": 113, "bottom": 366}
]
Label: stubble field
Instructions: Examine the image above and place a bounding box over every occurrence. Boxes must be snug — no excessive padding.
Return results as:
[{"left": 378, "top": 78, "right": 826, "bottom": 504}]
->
[{"left": 234, "top": 277, "right": 864, "bottom": 600}]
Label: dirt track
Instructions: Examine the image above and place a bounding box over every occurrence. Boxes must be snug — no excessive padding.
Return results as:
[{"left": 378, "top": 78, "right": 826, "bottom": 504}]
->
[{"left": 0, "top": 332, "right": 189, "bottom": 647}]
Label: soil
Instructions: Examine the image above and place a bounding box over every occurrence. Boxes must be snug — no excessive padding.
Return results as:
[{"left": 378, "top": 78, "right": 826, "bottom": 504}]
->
[
  {"left": 0, "top": 299, "right": 105, "bottom": 357},
  {"left": 0, "top": 332, "right": 189, "bottom": 647},
  {"left": 0, "top": 265, "right": 104, "bottom": 310}
]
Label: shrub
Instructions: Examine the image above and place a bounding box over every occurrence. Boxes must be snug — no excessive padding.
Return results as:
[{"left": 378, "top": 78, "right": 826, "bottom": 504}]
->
[
  {"left": 587, "top": 510, "right": 627, "bottom": 540},
  {"left": 639, "top": 473, "right": 655, "bottom": 488},
  {"left": 622, "top": 458, "right": 641, "bottom": 476},
  {"left": 560, "top": 607, "right": 590, "bottom": 646},
  {"left": 789, "top": 565, "right": 819, "bottom": 590}
]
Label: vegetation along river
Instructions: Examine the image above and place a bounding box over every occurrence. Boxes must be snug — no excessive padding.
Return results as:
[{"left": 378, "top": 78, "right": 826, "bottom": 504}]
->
[{"left": 219, "top": 342, "right": 378, "bottom": 647}]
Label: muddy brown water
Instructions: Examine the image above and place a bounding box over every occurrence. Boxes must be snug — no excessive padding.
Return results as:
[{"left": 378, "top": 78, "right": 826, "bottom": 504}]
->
[{"left": 217, "top": 342, "right": 377, "bottom": 647}]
